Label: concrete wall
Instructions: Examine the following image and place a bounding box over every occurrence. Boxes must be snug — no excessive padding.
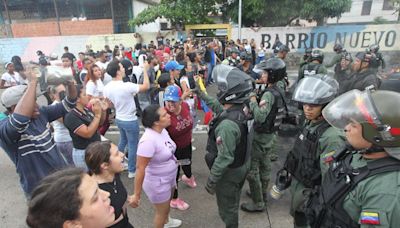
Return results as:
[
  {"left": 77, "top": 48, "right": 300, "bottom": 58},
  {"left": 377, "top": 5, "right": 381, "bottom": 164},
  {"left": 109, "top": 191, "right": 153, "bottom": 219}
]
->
[
  {"left": 0, "top": 32, "right": 177, "bottom": 63},
  {"left": 10, "top": 19, "right": 113, "bottom": 38},
  {"left": 232, "top": 24, "right": 400, "bottom": 69},
  {"left": 327, "top": 0, "right": 397, "bottom": 24}
]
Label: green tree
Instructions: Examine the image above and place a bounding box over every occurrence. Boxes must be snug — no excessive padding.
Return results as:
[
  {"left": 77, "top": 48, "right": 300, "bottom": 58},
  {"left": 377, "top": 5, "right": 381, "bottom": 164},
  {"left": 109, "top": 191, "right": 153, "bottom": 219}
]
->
[
  {"left": 300, "top": 0, "right": 352, "bottom": 25},
  {"left": 129, "top": 0, "right": 217, "bottom": 27},
  {"left": 220, "top": 0, "right": 351, "bottom": 26}
]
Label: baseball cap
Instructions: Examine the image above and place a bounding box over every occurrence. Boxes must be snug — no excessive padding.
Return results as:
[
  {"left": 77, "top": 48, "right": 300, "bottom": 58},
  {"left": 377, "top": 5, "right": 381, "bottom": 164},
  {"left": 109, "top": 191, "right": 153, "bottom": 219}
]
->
[
  {"left": 164, "top": 61, "right": 184, "bottom": 71},
  {"left": 1, "top": 85, "right": 43, "bottom": 108},
  {"left": 163, "top": 85, "right": 181, "bottom": 102}
]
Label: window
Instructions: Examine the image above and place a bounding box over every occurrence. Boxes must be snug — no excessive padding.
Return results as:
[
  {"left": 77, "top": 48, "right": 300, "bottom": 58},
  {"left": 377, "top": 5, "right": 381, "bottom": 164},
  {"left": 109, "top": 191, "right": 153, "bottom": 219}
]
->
[
  {"left": 383, "top": 0, "right": 394, "bottom": 10},
  {"left": 361, "top": 0, "right": 373, "bottom": 16}
]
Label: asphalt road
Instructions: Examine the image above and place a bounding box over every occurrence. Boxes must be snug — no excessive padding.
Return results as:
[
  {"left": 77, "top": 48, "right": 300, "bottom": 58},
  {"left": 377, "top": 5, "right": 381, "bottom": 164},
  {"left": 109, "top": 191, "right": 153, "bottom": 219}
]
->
[{"left": 0, "top": 82, "right": 298, "bottom": 228}]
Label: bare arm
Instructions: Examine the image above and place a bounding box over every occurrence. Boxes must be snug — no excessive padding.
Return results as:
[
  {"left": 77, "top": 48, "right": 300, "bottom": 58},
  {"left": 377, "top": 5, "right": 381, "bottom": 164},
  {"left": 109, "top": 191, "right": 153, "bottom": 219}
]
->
[
  {"left": 0, "top": 80, "right": 10, "bottom": 89},
  {"left": 13, "top": 72, "right": 38, "bottom": 117}
]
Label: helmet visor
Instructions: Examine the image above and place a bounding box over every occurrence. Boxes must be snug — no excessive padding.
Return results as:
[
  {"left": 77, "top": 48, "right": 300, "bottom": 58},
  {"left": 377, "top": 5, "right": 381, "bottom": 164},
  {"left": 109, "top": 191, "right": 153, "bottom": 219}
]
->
[
  {"left": 292, "top": 75, "right": 338, "bottom": 105},
  {"left": 322, "top": 89, "right": 380, "bottom": 129}
]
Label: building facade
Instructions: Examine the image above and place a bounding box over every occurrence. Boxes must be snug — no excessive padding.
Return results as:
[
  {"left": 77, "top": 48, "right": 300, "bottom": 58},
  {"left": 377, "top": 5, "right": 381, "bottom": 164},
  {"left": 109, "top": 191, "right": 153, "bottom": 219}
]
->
[
  {"left": 0, "top": 0, "right": 160, "bottom": 38},
  {"left": 327, "top": 0, "right": 398, "bottom": 24}
]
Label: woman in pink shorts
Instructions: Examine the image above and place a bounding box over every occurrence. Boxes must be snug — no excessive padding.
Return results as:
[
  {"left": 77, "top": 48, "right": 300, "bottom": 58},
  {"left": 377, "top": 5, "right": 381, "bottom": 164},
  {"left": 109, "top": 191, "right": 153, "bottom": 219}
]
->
[{"left": 129, "top": 104, "right": 182, "bottom": 228}]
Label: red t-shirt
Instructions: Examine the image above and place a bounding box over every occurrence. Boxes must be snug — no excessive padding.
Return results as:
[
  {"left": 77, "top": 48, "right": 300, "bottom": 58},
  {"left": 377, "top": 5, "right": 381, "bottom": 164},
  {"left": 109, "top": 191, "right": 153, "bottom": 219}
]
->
[{"left": 166, "top": 101, "right": 193, "bottom": 149}]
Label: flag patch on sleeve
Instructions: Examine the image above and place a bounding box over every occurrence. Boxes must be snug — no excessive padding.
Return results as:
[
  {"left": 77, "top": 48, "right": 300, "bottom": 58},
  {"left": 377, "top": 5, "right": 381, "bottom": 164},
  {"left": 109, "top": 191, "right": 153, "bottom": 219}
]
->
[{"left": 360, "top": 212, "right": 380, "bottom": 225}]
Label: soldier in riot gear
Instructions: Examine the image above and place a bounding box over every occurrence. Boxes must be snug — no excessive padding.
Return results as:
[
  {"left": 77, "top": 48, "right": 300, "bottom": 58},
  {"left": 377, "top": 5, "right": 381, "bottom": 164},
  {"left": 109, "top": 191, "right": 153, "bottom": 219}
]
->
[
  {"left": 325, "top": 43, "right": 345, "bottom": 72},
  {"left": 299, "top": 48, "right": 313, "bottom": 69},
  {"left": 194, "top": 64, "right": 253, "bottom": 228},
  {"left": 345, "top": 52, "right": 381, "bottom": 92},
  {"left": 297, "top": 49, "right": 327, "bottom": 83},
  {"left": 304, "top": 87, "right": 400, "bottom": 228},
  {"left": 272, "top": 75, "right": 345, "bottom": 228},
  {"left": 237, "top": 52, "right": 254, "bottom": 76},
  {"left": 335, "top": 52, "right": 353, "bottom": 95},
  {"left": 226, "top": 48, "right": 241, "bottom": 67},
  {"left": 240, "top": 58, "right": 287, "bottom": 212},
  {"left": 366, "top": 44, "right": 386, "bottom": 74}
]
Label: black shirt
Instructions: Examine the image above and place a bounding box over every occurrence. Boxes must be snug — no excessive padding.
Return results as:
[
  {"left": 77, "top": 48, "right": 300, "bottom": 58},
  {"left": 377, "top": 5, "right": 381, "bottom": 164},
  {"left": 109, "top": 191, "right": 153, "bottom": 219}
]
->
[
  {"left": 64, "top": 108, "right": 101, "bottom": 149},
  {"left": 99, "top": 175, "right": 133, "bottom": 228}
]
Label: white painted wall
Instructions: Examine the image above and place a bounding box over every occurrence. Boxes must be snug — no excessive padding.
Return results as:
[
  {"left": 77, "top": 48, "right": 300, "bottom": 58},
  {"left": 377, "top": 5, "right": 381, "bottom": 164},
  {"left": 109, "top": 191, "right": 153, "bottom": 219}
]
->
[
  {"left": 133, "top": 1, "right": 160, "bottom": 33},
  {"left": 327, "top": 0, "right": 397, "bottom": 24}
]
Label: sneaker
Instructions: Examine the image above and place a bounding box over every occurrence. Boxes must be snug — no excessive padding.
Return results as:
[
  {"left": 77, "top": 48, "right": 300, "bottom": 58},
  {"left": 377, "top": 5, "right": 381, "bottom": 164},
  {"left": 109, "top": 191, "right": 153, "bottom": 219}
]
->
[
  {"left": 191, "top": 138, "right": 195, "bottom": 143},
  {"left": 164, "top": 217, "right": 182, "bottom": 228},
  {"left": 170, "top": 198, "right": 190, "bottom": 210},
  {"left": 128, "top": 172, "right": 135, "bottom": 178},
  {"left": 192, "top": 146, "right": 196, "bottom": 151},
  {"left": 182, "top": 175, "right": 197, "bottom": 188}
]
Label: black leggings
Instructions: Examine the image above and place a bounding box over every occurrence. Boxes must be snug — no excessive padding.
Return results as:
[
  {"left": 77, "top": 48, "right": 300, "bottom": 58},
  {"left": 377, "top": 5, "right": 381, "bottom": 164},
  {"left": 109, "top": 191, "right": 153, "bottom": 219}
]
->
[{"left": 173, "top": 144, "right": 192, "bottom": 199}]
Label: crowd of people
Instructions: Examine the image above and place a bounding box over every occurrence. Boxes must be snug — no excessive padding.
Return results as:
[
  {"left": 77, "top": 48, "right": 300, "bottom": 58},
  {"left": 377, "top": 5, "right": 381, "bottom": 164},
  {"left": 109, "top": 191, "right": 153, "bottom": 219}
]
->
[{"left": 0, "top": 33, "right": 399, "bottom": 228}]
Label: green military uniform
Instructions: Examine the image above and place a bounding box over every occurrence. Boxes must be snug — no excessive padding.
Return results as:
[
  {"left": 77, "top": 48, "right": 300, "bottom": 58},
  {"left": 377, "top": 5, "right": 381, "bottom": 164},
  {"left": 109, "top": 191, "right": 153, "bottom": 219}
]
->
[
  {"left": 342, "top": 153, "right": 400, "bottom": 228},
  {"left": 246, "top": 90, "right": 275, "bottom": 208},
  {"left": 324, "top": 53, "right": 342, "bottom": 69},
  {"left": 289, "top": 120, "right": 345, "bottom": 227},
  {"left": 268, "top": 79, "right": 287, "bottom": 161},
  {"left": 297, "top": 62, "right": 328, "bottom": 83},
  {"left": 202, "top": 93, "right": 250, "bottom": 228}
]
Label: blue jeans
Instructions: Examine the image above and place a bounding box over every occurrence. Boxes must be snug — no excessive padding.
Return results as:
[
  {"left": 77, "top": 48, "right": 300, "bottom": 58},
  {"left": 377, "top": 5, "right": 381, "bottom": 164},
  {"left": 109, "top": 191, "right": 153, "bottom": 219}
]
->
[
  {"left": 116, "top": 119, "right": 139, "bottom": 173},
  {"left": 72, "top": 148, "right": 88, "bottom": 171},
  {"left": 207, "top": 63, "right": 215, "bottom": 85}
]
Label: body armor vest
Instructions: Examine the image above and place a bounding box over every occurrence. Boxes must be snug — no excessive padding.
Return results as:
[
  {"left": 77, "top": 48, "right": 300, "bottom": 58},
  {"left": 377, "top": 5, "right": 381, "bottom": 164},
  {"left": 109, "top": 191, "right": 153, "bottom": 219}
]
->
[
  {"left": 304, "top": 149, "right": 400, "bottom": 228},
  {"left": 304, "top": 64, "right": 321, "bottom": 77},
  {"left": 205, "top": 106, "right": 251, "bottom": 169},
  {"left": 254, "top": 85, "right": 286, "bottom": 134},
  {"left": 285, "top": 121, "right": 331, "bottom": 188}
]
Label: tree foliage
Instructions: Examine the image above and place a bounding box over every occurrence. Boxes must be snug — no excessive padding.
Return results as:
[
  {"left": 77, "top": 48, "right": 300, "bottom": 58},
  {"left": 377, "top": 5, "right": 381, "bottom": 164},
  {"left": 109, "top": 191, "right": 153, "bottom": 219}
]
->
[
  {"left": 129, "top": 0, "right": 352, "bottom": 27},
  {"left": 221, "top": 0, "right": 351, "bottom": 26},
  {"left": 129, "top": 0, "right": 217, "bottom": 27}
]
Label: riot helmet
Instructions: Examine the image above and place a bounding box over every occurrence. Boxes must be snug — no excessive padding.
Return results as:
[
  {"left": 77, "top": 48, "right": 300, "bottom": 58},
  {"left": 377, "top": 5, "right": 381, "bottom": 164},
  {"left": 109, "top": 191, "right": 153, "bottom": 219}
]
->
[
  {"left": 212, "top": 64, "right": 254, "bottom": 104},
  {"left": 341, "top": 52, "right": 352, "bottom": 62},
  {"left": 305, "top": 48, "right": 313, "bottom": 54},
  {"left": 354, "top": 52, "right": 374, "bottom": 69},
  {"left": 333, "top": 43, "right": 343, "bottom": 53},
  {"left": 278, "top": 45, "right": 290, "bottom": 53},
  {"left": 253, "top": 58, "right": 287, "bottom": 84},
  {"left": 368, "top": 44, "right": 380, "bottom": 53},
  {"left": 322, "top": 88, "right": 400, "bottom": 159},
  {"left": 310, "top": 49, "right": 324, "bottom": 63},
  {"left": 379, "top": 79, "right": 400, "bottom": 93},
  {"left": 293, "top": 74, "right": 339, "bottom": 105}
]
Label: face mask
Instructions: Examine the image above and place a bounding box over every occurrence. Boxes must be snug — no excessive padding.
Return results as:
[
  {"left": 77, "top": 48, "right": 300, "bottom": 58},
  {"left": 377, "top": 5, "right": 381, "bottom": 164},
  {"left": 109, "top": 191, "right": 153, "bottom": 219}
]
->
[{"left": 154, "top": 64, "right": 160, "bottom": 72}]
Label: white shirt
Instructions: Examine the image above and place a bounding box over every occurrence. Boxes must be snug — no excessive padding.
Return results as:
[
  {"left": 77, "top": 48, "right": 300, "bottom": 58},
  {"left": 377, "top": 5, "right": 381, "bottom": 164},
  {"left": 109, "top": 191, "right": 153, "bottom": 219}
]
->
[
  {"left": 51, "top": 101, "right": 72, "bottom": 143},
  {"left": 1, "top": 72, "right": 25, "bottom": 86},
  {"left": 103, "top": 80, "right": 139, "bottom": 121},
  {"left": 86, "top": 79, "right": 105, "bottom": 97},
  {"left": 95, "top": 61, "right": 109, "bottom": 70}
]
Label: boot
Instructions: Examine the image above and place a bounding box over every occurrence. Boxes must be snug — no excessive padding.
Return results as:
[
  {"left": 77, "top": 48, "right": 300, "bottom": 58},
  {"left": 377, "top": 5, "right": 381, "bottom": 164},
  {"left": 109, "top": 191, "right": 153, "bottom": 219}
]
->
[{"left": 240, "top": 202, "right": 265, "bottom": 212}]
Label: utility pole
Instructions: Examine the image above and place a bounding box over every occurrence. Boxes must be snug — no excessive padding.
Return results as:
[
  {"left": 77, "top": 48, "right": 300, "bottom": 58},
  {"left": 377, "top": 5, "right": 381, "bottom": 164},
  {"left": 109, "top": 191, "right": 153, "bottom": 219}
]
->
[
  {"left": 53, "top": 0, "right": 61, "bottom": 35},
  {"left": 238, "top": 0, "right": 242, "bottom": 40}
]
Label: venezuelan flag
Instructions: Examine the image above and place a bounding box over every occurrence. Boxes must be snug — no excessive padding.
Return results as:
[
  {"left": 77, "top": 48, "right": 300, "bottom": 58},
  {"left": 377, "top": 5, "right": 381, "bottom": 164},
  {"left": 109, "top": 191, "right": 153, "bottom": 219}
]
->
[{"left": 360, "top": 212, "right": 380, "bottom": 225}]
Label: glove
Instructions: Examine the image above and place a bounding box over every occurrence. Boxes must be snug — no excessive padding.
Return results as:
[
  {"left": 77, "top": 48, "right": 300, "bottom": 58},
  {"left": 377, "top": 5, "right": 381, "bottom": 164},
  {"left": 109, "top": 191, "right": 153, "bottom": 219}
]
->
[{"left": 205, "top": 176, "right": 217, "bottom": 195}]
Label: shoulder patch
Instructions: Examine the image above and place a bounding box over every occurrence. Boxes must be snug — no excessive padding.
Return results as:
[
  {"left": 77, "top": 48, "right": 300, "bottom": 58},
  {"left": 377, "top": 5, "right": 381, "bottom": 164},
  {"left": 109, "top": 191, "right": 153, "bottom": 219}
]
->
[
  {"left": 321, "top": 151, "right": 336, "bottom": 164},
  {"left": 360, "top": 211, "right": 380, "bottom": 225}
]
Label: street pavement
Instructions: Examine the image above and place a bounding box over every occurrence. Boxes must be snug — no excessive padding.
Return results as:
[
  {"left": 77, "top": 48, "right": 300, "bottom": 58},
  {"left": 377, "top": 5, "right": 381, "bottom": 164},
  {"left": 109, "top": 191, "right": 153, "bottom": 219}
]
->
[{"left": 0, "top": 78, "right": 299, "bottom": 228}]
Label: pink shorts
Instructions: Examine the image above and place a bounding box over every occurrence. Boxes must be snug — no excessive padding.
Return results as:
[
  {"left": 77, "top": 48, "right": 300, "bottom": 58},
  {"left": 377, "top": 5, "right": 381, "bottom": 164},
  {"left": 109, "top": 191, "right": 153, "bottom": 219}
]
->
[{"left": 143, "top": 174, "right": 177, "bottom": 204}]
